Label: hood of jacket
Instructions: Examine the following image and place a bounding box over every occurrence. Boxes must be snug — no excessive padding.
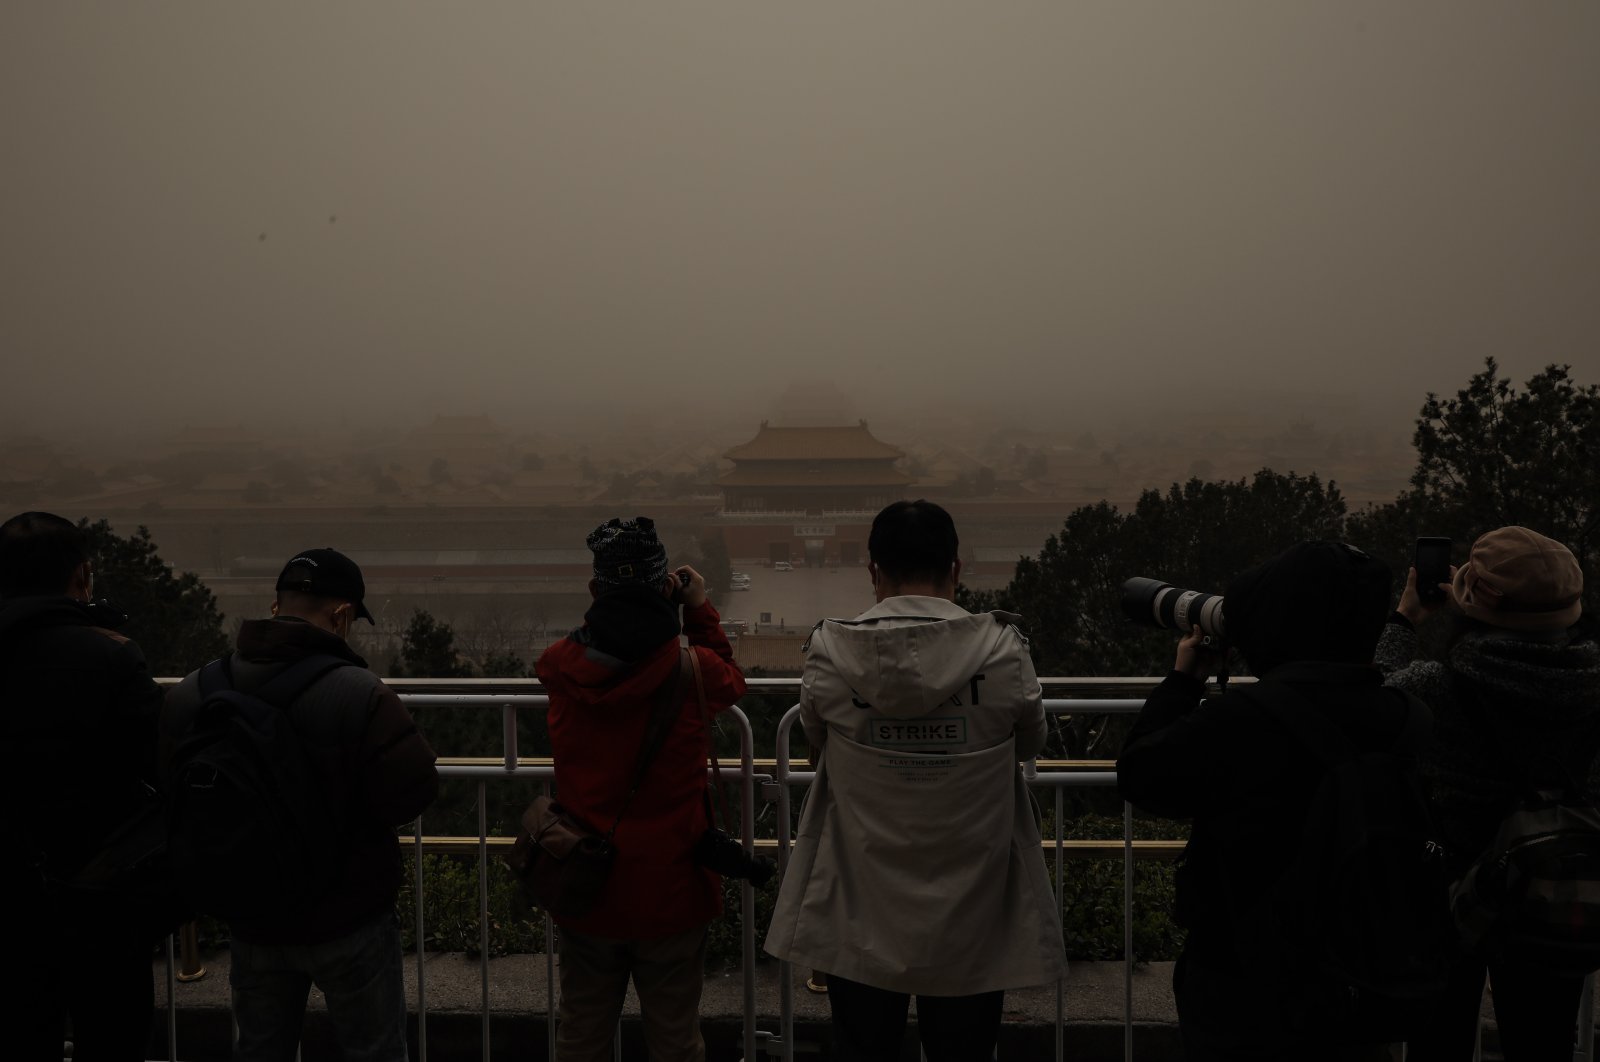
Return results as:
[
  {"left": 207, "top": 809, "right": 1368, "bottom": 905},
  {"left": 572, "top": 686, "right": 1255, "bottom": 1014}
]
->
[
  {"left": 813, "top": 596, "right": 1022, "bottom": 718},
  {"left": 536, "top": 588, "right": 684, "bottom": 712},
  {"left": 236, "top": 616, "right": 368, "bottom": 668}
]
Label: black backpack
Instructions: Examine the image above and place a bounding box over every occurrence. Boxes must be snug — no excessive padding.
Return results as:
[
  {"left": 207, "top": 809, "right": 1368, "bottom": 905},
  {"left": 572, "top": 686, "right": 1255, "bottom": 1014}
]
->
[
  {"left": 1235, "top": 685, "right": 1453, "bottom": 1039},
  {"left": 167, "top": 653, "right": 353, "bottom": 922},
  {"left": 1448, "top": 714, "right": 1600, "bottom": 977}
]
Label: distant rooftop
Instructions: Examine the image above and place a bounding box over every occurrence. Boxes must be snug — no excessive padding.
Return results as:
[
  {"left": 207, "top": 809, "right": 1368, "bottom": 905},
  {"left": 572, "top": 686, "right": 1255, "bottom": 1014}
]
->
[
  {"left": 724, "top": 421, "right": 905, "bottom": 463},
  {"left": 718, "top": 465, "right": 909, "bottom": 487}
]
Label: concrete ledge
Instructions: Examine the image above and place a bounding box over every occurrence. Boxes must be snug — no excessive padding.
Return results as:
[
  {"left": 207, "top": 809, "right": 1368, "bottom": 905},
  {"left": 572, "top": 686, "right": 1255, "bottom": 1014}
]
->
[{"left": 152, "top": 953, "right": 1182, "bottom": 1060}]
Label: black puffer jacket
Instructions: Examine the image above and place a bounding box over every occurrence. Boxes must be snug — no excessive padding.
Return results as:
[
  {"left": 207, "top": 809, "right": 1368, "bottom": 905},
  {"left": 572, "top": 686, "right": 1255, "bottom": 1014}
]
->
[
  {"left": 0, "top": 596, "right": 165, "bottom": 879},
  {"left": 1376, "top": 619, "right": 1600, "bottom": 872},
  {"left": 1119, "top": 663, "right": 1418, "bottom": 965},
  {"left": 162, "top": 617, "right": 439, "bottom": 944}
]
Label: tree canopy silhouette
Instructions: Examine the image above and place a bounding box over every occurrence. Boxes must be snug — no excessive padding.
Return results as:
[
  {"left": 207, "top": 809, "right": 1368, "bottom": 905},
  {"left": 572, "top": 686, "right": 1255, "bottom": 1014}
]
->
[{"left": 78, "top": 520, "right": 229, "bottom": 675}]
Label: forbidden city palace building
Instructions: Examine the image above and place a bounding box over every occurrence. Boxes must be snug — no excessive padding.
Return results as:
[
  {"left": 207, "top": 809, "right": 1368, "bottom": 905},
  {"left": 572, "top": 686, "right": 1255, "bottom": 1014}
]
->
[{"left": 715, "top": 421, "right": 910, "bottom": 567}]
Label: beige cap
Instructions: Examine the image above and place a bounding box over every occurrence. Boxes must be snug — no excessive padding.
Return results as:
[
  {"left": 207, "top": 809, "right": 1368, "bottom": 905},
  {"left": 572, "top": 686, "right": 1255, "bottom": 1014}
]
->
[{"left": 1451, "top": 526, "right": 1583, "bottom": 631}]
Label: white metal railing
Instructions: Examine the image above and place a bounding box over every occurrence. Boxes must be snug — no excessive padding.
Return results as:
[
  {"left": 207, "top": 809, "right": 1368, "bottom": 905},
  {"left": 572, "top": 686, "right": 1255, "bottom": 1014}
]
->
[{"left": 148, "top": 678, "right": 1600, "bottom": 1062}]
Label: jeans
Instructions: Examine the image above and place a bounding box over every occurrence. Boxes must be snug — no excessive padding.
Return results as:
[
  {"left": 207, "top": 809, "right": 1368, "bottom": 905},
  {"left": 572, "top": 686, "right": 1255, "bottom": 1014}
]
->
[
  {"left": 825, "top": 973, "right": 1004, "bottom": 1062},
  {"left": 556, "top": 925, "right": 708, "bottom": 1062},
  {"left": 229, "top": 909, "right": 407, "bottom": 1062}
]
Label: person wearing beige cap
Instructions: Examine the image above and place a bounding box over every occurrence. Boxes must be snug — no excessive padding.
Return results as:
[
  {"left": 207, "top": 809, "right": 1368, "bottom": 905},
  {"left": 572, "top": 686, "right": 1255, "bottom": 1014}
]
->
[{"left": 1377, "top": 526, "right": 1600, "bottom": 1061}]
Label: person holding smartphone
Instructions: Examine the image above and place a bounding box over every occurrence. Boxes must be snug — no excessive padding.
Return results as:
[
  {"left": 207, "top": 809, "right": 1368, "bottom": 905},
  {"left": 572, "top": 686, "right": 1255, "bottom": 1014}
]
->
[{"left": 1377, "top": 526, "right": 1600, "bottom": 1060}]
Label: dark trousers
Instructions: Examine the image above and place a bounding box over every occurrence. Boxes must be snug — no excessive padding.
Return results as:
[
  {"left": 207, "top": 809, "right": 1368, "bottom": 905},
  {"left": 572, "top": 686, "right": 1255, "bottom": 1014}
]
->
[
  {"left": 18, "top": 884, "right": 157, "bottom": 1062},
  {"left": 556, "top": 925, "right": 708, "bottom": 1062},
  {"left": 1172, "top": 948, "right": 1394, "bottom": 1062},
  {"left": 826, "top": 973, "right": 1003, "bottom": 1062},
  {"left": 1406, "top": 950, "right": 1586, "bottom": 1062}
]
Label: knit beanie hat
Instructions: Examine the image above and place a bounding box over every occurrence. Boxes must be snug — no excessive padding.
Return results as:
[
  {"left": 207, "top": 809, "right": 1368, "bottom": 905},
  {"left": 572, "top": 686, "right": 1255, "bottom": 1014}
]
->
[
  {"left": 1451, "top": 526, "right": 1582, "bottom": 632},
  {"left": 1225, "top": 540, "right": 1392, "bottom": 676},
  {"left": 587, "top": 516, "right": 670, "bottom": 590}
]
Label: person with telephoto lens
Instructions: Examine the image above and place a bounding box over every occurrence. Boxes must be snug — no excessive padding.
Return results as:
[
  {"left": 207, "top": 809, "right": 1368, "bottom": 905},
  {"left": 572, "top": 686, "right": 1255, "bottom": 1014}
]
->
[
  {"left": 1118, "top": 541, "right": 1436, "bottom": 1062},
  {"left": 535, "top": 517, "right": 747, "bottom": 1062}
]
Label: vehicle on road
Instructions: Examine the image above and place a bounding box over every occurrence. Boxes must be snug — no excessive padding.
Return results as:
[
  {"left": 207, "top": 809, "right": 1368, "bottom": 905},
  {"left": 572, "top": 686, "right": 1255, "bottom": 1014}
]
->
[{"left": 773, "top": 561, "right": 793, "bottom": 572}]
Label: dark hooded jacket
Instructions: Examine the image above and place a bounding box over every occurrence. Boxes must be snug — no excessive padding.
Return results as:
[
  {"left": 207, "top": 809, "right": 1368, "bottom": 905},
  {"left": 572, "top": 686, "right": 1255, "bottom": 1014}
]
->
[
  {"left": 1376, "top": 617, "right": 1600, "bottom": 873},
  {"left": 536, "top": 588, "right": 746, "bottom": 939},
  {"left": 1116, "top": 542, "right": 1422, "bottom": 1048},
  {"left": 0, "top": 596, "right": 164, "bottom": 879},
  {"left": 162, "top": 617, "right": 439, "bottom": 944}
]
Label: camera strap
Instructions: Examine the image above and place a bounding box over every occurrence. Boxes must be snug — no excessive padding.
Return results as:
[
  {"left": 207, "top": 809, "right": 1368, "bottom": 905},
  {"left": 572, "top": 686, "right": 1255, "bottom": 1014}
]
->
[
  {"left": 687, "top": 649, "right": 736, "bottom": 832},
  {"left": 604, "top": 648, "right": 691, "bottom": 843}
]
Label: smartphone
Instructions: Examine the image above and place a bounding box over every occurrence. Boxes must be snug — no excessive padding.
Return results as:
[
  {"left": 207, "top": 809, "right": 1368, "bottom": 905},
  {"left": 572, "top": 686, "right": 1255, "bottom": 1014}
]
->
[{"left": 1414, "top": 537, "right": 1452, "bottom": 603}]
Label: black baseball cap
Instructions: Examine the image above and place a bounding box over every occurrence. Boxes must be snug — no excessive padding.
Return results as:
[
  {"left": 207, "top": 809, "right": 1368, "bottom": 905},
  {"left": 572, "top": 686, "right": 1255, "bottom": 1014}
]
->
[{"left": 275, "top": 548, "right": 374, "bottom": 623}]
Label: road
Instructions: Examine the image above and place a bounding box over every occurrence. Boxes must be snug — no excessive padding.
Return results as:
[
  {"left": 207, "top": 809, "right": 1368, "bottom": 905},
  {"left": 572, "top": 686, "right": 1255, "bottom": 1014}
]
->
[{"left": 715, "top": 564, "right": 877, "bottom": 633}]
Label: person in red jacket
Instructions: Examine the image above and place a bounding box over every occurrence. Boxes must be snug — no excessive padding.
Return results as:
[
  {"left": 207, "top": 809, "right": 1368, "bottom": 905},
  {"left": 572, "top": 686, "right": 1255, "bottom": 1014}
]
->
[{"left": 536, "top": 516, "right": 747, "bottom": 1062}]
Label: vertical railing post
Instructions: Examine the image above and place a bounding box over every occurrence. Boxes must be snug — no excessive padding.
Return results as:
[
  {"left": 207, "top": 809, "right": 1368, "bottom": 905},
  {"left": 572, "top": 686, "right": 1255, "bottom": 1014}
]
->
[
  {"left": 502, "top": 703, "right": 518, "bottom": 771},
  {"left": 732, "top": 706, "right": 759, "bottom": 1062},
  {"left": 478, "top": 781, "right": 491, "bottom": 1062},
  {"left": 545, "top": 775, "right": 558, "bottom": 1061},
  {"left": 775, "top": 705, "right": 800, "bottom": 1062},
  {"left": 1054, "top": 783, "right": 1065, "bottom": 1062},
  {"left": 414, "top": 816, "right": 428, "bottom": 1062},
  {"left": 546, "top": 914, "right": 557, "bottom": 1060},
  {"left": 1578, "top": 971, "right": 1596, "bottom": 1061},
  {"left": 178, "top": 921, "right": 206, "bottom": 981},
  {"left": 166, "top": 932, "right": 178, "bottom": 1062},
  {"left": 1123, "top": 800, "right": 1134, "bottom": 1062}
]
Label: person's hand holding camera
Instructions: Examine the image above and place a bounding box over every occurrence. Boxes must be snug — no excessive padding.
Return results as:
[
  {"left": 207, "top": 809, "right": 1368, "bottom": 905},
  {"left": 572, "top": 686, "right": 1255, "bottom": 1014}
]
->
[
  {"left": 672, "top": 565, "right": 708, "bottom": 609},
  {"left": 1174, "top": 624, "right": 1224, "bottom": 680}
]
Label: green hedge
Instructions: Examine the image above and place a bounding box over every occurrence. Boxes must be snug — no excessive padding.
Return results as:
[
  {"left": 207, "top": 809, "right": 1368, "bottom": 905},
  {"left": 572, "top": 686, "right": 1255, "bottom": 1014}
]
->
[{"left": 392, "top": 817, "right": 1188, "bottom": 964}]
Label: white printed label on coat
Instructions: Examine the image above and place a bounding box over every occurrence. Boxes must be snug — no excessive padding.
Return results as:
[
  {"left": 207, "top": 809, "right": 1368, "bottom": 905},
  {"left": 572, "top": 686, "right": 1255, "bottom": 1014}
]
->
[
  {"left": 867, "top": 717, "right": 967, "bottom": 748},
  {"left": 877, "top": 755, "right": 954, "bottom": 783}
]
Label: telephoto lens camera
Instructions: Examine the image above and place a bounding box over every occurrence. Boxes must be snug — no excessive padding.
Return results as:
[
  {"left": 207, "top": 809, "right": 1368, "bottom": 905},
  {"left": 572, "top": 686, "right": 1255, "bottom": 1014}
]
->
[
  {"left": 1120, "top": 577, "right": 1226, "bottom": 640},
  {"left": 693, "top": 827, "right": 776, "bottom": 886}
]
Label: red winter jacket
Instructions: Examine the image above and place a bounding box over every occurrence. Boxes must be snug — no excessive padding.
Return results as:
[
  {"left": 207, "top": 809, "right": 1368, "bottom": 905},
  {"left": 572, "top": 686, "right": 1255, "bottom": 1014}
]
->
[{"left": 536, "top": 600, "right": 746, "bottom": 939}]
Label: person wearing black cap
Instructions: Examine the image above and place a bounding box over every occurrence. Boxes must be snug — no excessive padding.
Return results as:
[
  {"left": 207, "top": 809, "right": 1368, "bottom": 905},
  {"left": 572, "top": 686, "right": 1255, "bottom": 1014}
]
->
[
  {"left": 1117, "top": 541, "right": 1427, "bottom": 1061},
  {"left": 1, "top": 511, "right": 168, "bottom": 1060},
  {"left": 162, "top": 548, "right": 438, "bottom": 1062}
]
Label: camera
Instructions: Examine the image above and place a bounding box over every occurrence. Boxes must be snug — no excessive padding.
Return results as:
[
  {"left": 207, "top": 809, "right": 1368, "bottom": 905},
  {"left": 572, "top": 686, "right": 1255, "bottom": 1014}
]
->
[
  {"left": 693, "top": 827, "right": 776, "bottom": 886},
  {"left": 1120, "top": 577, "right": 1226, "bottom": 640}
]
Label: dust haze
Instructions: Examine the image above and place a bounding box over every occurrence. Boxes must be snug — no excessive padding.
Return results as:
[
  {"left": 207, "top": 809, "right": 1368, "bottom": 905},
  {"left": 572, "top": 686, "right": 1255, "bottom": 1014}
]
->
[{"left": 3, "top": 3, "right": 1595, "bottom": 437}]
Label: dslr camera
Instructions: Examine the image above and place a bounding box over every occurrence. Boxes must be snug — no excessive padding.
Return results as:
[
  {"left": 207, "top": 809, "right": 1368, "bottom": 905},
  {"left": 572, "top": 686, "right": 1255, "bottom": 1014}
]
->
[
  {"left": 1120, "top": 577, "right": 1226, "bottom": 641},
  {"left": 693, "top": 827, "right": 776, "bottom": 887}
]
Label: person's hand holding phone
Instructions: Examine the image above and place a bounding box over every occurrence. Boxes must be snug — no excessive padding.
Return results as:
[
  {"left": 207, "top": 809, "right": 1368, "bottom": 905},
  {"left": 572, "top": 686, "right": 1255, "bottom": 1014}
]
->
[{"left": 1399, "top": 537, "right": 1455, "bottom": 625}]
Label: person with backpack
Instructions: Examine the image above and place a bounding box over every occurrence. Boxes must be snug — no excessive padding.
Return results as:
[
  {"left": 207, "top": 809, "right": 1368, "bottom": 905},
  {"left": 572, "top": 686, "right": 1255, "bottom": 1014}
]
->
[
  {"left": 1377, "top": 526, "right": 1600, "bottom": 1062},
  {"left": 162, "top": 548, "right": 438, "bottom": 1062},
  {"left": 535, "top": 517, "right": 747, "bottom": 1062},
  {"left": 1, "top": 511, "right": 170, "bottom": 1061},
  {"left": 1118, "top": 540, "right": 1438, "bottom": 1062}
]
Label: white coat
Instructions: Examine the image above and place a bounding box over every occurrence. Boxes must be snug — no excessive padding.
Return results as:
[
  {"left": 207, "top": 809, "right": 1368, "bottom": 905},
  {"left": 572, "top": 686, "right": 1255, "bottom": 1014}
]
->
[{"left": 763, "top": 595, "right": 1067, "bottom": 995}]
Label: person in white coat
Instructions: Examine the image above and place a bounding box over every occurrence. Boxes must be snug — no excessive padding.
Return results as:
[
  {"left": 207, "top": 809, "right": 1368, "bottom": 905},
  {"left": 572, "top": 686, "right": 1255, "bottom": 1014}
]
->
[{"left": 765, "top": 500, "right": 1066, "bottom": 1062}]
